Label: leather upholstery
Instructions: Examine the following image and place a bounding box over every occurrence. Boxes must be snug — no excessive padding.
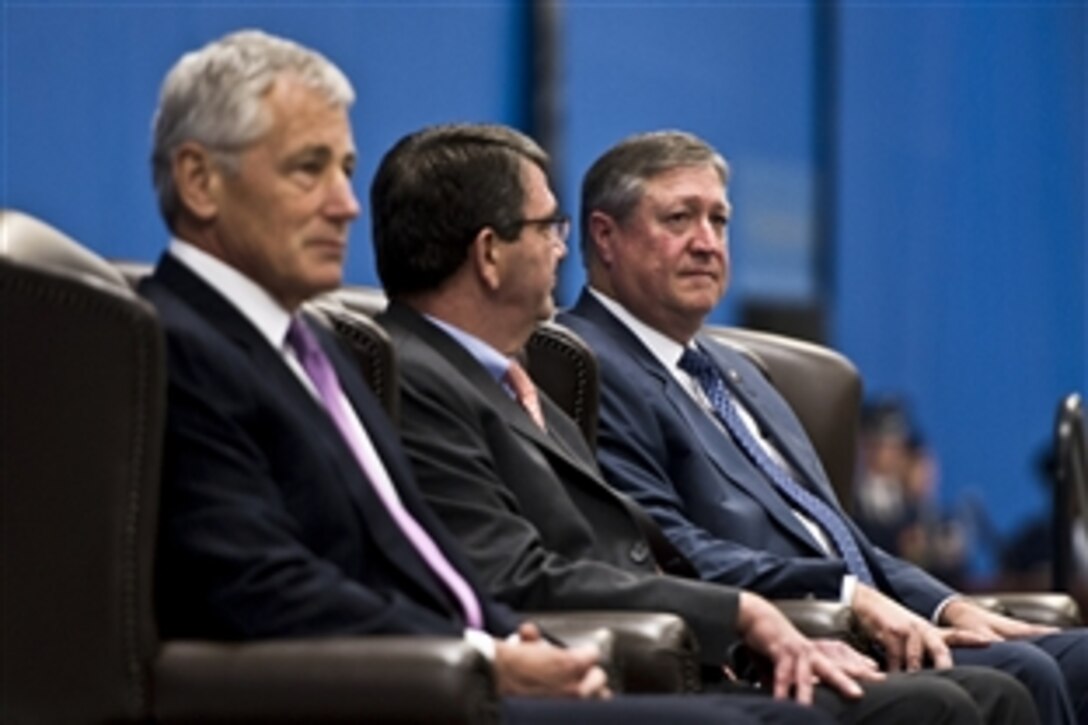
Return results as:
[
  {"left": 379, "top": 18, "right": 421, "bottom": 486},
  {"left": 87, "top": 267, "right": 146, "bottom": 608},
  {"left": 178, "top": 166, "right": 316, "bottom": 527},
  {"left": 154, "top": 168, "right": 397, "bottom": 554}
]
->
[
  {"left": 702, "top": 326, "right": 862, "bottom": 514},
  {"left": 0, "top": 210, "right": 500, "bottom": 723},
  {"left": 525, "top": 320, "right": 601, "bottom": 450}
]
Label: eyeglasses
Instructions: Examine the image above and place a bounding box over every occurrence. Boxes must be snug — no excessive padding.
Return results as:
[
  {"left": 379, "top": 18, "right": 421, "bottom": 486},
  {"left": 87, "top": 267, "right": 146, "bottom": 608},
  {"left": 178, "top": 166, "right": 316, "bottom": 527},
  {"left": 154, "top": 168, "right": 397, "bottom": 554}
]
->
[{"left": 510, "top": 213, "right": 571, "bottom": 243}]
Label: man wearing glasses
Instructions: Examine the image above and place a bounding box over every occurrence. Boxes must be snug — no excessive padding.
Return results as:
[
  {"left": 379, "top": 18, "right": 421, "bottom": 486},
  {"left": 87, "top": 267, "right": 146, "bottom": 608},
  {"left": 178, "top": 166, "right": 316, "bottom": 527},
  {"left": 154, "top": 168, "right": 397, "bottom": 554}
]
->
[{"left": 370, "top": 123, "right": 1034, "bottom": 724}]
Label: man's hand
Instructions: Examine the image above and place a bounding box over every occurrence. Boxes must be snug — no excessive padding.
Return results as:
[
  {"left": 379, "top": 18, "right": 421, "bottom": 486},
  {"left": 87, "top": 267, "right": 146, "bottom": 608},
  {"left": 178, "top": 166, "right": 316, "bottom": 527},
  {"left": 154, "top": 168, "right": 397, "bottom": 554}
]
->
[
  {"left": 493, "top": 622, "right": 612, "bottom": 699},
  {"left": 737, "top": 592, "right": 880, "bottom": 704},
  {"left": 940, "top": 597, "right": 1058, "bottom": 640},
  {"left": 851, "top": 583, "right": 990, "bottom": 672}
]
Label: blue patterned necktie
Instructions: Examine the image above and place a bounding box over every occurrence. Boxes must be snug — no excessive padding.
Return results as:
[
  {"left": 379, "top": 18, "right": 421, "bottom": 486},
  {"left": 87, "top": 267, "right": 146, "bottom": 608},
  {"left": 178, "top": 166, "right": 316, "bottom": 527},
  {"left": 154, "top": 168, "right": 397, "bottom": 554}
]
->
[{"left": 678, "top": 346, "right": 875, "bottom": 585}]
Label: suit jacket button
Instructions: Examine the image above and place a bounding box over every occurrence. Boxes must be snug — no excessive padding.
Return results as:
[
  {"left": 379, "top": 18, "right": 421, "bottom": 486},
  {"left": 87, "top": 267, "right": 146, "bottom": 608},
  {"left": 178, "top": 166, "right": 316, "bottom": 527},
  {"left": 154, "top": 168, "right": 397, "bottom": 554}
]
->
[{"left": 630, "top": 542, "right": 650, "bottom": 564}]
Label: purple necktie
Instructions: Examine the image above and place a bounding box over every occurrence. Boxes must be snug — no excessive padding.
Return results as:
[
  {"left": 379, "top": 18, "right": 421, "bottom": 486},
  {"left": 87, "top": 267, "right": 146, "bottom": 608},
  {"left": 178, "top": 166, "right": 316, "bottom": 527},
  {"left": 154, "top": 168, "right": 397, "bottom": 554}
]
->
[
  {"left": 286, "top": 316, "right": 483, "bottom": 628},
  {"left": 679, "top": 346, "right": 876, "bottom": 586}
]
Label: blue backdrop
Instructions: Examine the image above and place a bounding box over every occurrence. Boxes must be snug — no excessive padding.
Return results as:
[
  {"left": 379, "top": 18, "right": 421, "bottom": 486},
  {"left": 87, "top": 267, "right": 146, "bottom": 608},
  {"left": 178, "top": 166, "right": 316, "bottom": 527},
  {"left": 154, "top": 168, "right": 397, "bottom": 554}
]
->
[{"left": 3, "top": 0, "right": 1084, "bottom": 578}]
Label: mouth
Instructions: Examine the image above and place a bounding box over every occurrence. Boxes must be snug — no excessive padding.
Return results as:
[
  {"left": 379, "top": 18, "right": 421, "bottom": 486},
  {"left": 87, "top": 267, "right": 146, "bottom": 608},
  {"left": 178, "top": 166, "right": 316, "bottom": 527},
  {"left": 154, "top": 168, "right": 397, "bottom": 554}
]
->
[
  {"left": 679, "top": 268, "right": 720, "bottom": 283},
  {"left": 307, "top": 238, "right": 347, "bottom": 256}
]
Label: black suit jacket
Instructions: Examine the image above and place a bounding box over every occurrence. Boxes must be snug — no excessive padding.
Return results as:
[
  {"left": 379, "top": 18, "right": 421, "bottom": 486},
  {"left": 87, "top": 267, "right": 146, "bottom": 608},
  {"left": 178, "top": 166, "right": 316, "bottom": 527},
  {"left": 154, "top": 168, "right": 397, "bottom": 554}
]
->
[
  {"left": 377, "top": 302, "right": 742, "bottom": 665},
  {"left": 141, "top": 255, "right": 518, "bottom": 640}
]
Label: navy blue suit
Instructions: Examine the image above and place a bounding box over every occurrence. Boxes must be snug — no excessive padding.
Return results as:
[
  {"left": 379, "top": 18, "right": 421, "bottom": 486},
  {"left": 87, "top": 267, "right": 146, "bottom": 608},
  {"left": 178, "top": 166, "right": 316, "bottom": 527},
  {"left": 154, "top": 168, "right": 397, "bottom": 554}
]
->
[{"left": 562, "top": 288, "right": 1088, "bottom": 725}]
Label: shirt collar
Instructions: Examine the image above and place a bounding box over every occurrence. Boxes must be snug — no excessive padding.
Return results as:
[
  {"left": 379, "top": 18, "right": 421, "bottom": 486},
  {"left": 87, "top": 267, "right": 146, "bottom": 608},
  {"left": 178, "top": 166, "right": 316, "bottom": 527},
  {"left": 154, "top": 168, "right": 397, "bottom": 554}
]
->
[
  {"left": 424, "top": 315, "right": 512, "bottom": 384},
  {"left": 168, "top": 238, "right": 294, "bottom": 350},
  {"left": 587, "top": 286, "right": 695, "bottom": 374}
]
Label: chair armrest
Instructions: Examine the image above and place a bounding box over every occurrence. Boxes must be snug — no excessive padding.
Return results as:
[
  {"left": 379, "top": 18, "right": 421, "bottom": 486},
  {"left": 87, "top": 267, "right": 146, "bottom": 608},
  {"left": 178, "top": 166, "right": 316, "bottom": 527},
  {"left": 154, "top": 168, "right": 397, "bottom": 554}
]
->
[
  {"left": 774, "top": 599, "right": 856, "bottom": 639},
  {"left": 968, "top": 592, "right": 1083, "bottom": 628},
  {"left": 528, "top": 611, "right": 700, "bottom": 694},
  {"left": 153, "top": 637, "right": 499, "bottom": 724}
]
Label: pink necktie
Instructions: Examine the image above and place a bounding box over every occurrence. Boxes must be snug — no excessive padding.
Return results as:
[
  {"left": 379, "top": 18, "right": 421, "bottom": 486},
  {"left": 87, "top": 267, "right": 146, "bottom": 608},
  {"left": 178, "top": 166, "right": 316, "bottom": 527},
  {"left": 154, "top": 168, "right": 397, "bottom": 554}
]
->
[
  {"left": 286, "top": 316, "right": 483, "bottom": 628},
  {"left": 504, "top": 359, "right": 547, "bottom": 431}
]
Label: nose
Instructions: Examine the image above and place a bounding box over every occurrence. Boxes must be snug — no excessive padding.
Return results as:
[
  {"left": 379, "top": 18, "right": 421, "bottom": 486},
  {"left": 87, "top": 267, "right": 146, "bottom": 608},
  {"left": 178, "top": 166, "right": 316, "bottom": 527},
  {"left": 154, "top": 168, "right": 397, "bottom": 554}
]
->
[
  {"left": 691, "top": 216, "right": 725, "bottom": 254},
  {"left": 553, "top": 232, "right": 568, "bottom": 260},
  {"left": 326, "top": 171, "right": 361, "bottom": 222}
]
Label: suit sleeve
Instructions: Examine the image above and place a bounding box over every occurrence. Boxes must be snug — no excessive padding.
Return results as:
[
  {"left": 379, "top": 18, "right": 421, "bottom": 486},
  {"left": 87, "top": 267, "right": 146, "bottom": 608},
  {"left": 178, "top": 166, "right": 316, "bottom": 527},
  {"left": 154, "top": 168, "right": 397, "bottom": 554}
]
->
[{"left": 156, "top": 329, "right": 466, "bottom": 640}]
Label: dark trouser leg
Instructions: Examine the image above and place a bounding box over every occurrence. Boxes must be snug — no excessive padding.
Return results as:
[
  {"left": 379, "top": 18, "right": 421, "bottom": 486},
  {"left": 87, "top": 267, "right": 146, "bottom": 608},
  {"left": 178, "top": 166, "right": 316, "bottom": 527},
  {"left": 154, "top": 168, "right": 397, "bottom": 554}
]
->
[
  {"left": 928, "top": 665, "right": 1039, "bottom": 725},
  {"left": 809, "top": 671, "right": 982, "bottom": 725},
  {"left": 1029, "top": 629, "right": 1088, "bottom": 725},
  {"left": 954, "top": 640, "right": 1076, "bottom": 725},
  {"left": 501, "top": 693, "right": 826, "bottom": 725}
]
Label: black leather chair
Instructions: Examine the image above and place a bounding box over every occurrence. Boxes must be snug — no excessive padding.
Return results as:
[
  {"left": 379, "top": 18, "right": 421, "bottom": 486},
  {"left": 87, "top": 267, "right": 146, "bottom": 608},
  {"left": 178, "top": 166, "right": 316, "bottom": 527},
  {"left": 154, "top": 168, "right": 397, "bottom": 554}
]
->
[{"left": 1, "top": 210, "right": 500, "bottom": 723}]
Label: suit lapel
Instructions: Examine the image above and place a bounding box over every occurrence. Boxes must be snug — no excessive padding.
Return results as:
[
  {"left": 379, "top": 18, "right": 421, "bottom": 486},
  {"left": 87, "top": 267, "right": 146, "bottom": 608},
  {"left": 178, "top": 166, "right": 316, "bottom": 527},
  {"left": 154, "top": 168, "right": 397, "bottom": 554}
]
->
[
  {"left": 382, "top": 303, "right": 621, "bottom": 511},
  {"left": 153, "top": 258, "right": 464, "bottom": 621},
  {"left": 570, "top": 291, "right": 829, "bottom": 555},
  {"left": 698, "top": 336, "right": 845, "bottom": 511}
]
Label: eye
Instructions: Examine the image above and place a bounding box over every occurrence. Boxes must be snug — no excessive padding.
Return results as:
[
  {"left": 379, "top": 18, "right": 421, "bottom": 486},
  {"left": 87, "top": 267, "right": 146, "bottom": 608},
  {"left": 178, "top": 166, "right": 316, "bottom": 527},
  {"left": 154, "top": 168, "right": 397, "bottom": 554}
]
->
[
  {"left": 663, "top": 210, "right": 692, "bottom": 229},
  {"left": 710, "top": 213, "right": 729, "bottom": 230}
]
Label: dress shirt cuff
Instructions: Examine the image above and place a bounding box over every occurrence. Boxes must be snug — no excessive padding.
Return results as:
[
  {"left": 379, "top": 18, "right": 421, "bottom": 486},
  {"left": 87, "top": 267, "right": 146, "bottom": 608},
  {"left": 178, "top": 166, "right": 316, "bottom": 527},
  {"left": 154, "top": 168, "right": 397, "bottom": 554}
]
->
[
  {"left": 931, "top": 594, "right": 962, "bottom": 624},
  {"left": 464, "top": 628, "right": 522, "bottom": 661},
  {"left": 463, "top": 628, "right": 497, "bottom": 660},
  {"left": 840, "top": 574, "right": 858, "bottom": 606}
]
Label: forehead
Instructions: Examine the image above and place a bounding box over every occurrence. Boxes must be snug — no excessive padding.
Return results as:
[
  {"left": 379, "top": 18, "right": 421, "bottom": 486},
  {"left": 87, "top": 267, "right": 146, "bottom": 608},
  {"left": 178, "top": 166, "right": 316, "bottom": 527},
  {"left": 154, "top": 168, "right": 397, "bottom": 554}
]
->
[
  {"left": 258, "top": 76, "right": 354, "bottom": 151},
  {"left": 640, "top": 164, "right": 727, "bottom": 205}
]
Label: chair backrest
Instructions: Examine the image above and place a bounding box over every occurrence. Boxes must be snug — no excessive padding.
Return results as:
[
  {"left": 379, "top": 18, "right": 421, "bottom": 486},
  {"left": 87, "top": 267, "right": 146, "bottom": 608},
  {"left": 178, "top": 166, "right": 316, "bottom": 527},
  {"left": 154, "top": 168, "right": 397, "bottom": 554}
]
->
[
  {"left": 525, "top": 320, "right": 601, "bottom": 450},
  {"left": 703, "top": 326, "right": 863, "bottom": 511},
  {"left": 525, "top": 320, "right": 862, "bottom": 505},
  {"left": 1, "top": 210, "right": 162, "bottom": 722},
  {"left": 310, "top": 293, "right": 400, "bottom": 421},
  {"left": 1053, "top": 393, "right": 1088, "bottom": 591}
]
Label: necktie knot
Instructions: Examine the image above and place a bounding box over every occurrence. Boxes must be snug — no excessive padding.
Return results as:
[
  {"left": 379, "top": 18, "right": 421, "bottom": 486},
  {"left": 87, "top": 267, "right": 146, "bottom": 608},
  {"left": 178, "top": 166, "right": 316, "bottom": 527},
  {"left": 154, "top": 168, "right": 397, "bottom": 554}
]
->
[
  {"left": 678, "top": 346, "right": 716, "bottom": 381},
  {"left": 286, "top": 316, "right": 340, "bottom": 404}
]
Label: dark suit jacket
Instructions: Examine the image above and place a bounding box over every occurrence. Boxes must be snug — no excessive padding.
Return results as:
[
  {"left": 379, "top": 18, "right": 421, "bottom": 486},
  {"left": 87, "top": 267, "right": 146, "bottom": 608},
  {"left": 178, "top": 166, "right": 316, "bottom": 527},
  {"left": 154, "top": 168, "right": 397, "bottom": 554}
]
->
[
  {"left": 560, "top": 290, "right": 954, "bottom": 618},
  {"left": 141, "top": 255, "right": 518, "bottom": 641},
  {"left": 377, "top": 302, "right": 743, "bottom": 665}
]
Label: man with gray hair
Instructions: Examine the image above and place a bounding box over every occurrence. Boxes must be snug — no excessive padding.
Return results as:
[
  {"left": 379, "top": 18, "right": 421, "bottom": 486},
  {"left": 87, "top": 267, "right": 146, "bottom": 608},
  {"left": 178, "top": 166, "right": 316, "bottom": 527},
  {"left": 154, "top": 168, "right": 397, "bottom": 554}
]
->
[
  {"left": 142, "top": 31, "right": 797, "bottom": 723},
  {"left": 560, "top": 129, "right": 1088, "bottom": 724}
]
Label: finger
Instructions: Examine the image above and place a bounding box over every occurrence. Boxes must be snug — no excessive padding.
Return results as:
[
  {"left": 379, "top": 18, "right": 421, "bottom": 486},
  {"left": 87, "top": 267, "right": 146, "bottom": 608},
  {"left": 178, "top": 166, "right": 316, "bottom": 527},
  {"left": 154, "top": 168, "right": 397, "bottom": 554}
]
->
[
  {"left": 567, "top": 644, "right": 602, "bottom": 667},
  {"left": 773, "top": 655, "right": 796, "bottom": 701},
  {"left": 882, "top": 632, "right": 905, "bottom": 673},
  {"left": 1009, "top": 623, "right": 1058, "bottom": 639},
  {"left": 577, "top": 665, "right": 610, "bottom": 699},
  {"left": 904, "top": 628, "right": 924, "bottom": 672},
  {"left": 793, "top": 654, "right": 815, "bottom": 706},
  {"left": 826, "top": 641, "right": 881, "bottom": 674},
  {"left": 813, "top": 655, "right": 865, "bottom": 699},
  {"left": 518, "top": 622, "right": 542, "bottom": 642},
  {"left": 923, "top": 629, "right": 953, "bottom": 670},
  {"left": 942, "top": 628, "right": 995, "bottom": 647}
]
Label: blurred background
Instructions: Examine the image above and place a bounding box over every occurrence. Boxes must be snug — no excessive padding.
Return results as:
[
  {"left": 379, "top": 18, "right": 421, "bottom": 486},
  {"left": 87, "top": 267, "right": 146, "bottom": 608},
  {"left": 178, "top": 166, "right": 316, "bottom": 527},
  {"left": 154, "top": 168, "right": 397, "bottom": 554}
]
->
[{"left": 3, "top": 0, "right": 1085, "bottom": 592}]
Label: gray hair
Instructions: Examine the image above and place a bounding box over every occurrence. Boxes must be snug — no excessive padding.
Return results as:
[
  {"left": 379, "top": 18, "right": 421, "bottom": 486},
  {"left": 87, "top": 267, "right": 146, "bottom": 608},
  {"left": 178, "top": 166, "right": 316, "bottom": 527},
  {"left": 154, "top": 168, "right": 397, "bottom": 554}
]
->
[
  {"left": 151, "top": 29, "right": 355, "bottom": 229},
  {"left": 579, "top": 130, "right": 729, "bottom": 262}
]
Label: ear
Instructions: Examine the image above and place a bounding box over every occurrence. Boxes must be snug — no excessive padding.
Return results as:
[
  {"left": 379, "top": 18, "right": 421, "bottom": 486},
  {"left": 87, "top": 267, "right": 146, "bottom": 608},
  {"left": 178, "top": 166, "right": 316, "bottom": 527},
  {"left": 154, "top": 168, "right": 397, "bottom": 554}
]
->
[
  {"left": 470, "top": 226, "right": 504, "bottom": 291},
  {"left": 587, "top": 210, "right": 619, "bottom": 267},
  {"left": 172, "top": 142, "right": 222, "bottom": 223}
]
